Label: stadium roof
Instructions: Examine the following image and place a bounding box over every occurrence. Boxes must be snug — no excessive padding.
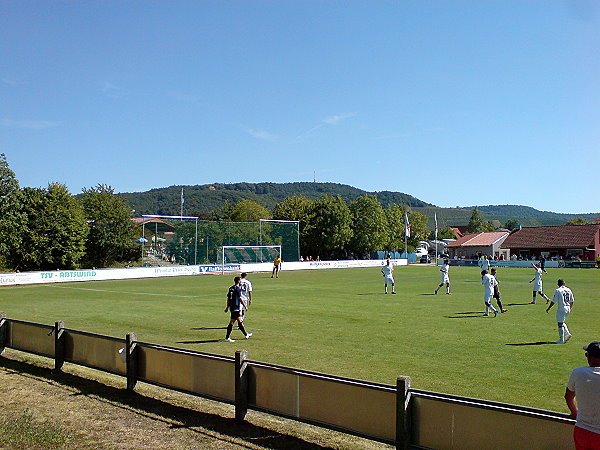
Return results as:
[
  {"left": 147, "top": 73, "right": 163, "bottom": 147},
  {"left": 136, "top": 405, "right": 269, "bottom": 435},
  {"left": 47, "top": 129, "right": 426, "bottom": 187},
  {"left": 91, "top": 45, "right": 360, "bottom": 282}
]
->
[
  {"left": 446, "top": 231, "right": 510, "bottom": 248},
  {"left": 131, "top": 217, "right": 177, "bottom": 233},
  {"left": 501, "top": 224, "right": 600, "bottom": 249}
]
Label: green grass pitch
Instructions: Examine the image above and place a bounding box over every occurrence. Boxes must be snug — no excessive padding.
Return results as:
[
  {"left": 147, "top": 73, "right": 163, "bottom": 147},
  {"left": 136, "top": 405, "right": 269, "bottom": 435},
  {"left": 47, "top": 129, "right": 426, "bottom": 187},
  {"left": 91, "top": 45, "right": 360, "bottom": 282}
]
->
[{"left": 1, "top": 265, "right": 598, "bottom": 413}]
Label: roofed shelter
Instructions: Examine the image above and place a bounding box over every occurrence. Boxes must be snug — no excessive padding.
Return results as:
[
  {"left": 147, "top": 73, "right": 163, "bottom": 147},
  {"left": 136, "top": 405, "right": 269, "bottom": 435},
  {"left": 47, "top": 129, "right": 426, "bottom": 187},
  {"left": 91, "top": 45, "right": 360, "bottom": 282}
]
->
[
  {"left": 445, "top": 231, "right": 510, "bottom": 260},
  {"left": 132, "top": 217, "right": 177, "bottom": 252},
  {"left": 501, "top": 224, "right": 600, "bottom": 261}
]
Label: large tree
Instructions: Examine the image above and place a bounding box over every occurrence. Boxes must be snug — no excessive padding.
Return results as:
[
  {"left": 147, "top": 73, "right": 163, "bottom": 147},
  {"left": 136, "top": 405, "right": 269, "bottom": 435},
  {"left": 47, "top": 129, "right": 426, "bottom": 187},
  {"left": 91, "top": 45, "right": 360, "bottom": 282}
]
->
[
  {"left": 0, "top": 154, "right": 25, "bottom": 268},
  {"left": 433, "top": 226, "right": 457, "bottom": 241},
  {"left": 383, "top": 204, "right": 430, "bottom": 253},
  {"left": 504, "top": 219, "right": 520, "bottom": 231},
  {"left": 272, "top": 195, "right": 313, "bottom": 223},
  {"left": 230, "top": 199, "right": 271, "bottom": 222},
  {"left": 12, "top": 184, "right": 88, "bottom": 271},
  {"left": 349, "top": 195, "right": 387, "bottom": 258},
  {"left": 466, "top": 208, "right": 495, "bottom": 233},
  {"left": 44, "top": 183, "right": 89, "bottom": 269},
  {"left": 8, "top": 187, "right": 43, "bottom": 270},
  {"left": 566, "top": 217, "right": 588, "bottom": 226},
  {"left": 81, "top": 184, "right": 139, "bottom": 268},
  {"left": 383, "top": 204, "right": 407, "bottom": 253},
  {"left": 304, "top": 195, "right": 353, "bottom": 260},
  {"left": 273, "top": 195, "right": 315, "bottom": 257},
  {"left": 407, "top": 210, "right": 430, "bottom": 249}
]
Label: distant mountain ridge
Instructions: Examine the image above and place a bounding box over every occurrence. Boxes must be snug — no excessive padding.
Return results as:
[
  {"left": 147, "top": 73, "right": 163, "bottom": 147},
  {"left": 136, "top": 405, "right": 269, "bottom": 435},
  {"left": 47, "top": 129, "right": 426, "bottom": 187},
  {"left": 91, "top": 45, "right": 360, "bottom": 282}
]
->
[
  {"left": 119, "top": 182, "right": 431, "bottom": 217},
  {"left": 118, "top": 182, "right": 599, "bottom": 227}
]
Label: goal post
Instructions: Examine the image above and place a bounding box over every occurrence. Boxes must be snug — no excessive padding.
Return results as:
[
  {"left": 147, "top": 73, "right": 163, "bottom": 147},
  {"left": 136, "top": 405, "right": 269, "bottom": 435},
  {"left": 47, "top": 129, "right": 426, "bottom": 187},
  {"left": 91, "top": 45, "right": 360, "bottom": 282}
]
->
[
  {"left": 218, "top": 245, "right": 282, "bottom": 272},
  {"left": 143, "top": 215, "right": 300, "bottom": 267}
]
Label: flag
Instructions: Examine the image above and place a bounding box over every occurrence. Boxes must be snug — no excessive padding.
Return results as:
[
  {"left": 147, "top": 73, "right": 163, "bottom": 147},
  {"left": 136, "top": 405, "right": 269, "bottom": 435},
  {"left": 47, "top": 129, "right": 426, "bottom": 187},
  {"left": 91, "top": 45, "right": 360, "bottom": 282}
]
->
[
  {"left": 405, "top": 211, "right": 411, "bottom": 238},
  {"left": 434, "top": 212, "right": 438, "bottom": 236}
]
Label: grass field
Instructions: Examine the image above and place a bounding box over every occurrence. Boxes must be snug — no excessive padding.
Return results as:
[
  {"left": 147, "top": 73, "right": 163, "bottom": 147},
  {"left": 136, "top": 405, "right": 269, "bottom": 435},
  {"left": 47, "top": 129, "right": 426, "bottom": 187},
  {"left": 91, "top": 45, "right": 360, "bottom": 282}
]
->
[{"left": 1, "top": 264, "right": 598, "bottom": 414}]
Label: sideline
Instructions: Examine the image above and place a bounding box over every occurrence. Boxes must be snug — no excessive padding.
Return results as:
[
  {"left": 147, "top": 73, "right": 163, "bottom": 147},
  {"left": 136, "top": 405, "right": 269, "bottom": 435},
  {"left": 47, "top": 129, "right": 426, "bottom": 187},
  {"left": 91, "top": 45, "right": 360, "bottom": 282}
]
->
[{"left": 49, "top": 285, "right": 200, "bottom": 299}]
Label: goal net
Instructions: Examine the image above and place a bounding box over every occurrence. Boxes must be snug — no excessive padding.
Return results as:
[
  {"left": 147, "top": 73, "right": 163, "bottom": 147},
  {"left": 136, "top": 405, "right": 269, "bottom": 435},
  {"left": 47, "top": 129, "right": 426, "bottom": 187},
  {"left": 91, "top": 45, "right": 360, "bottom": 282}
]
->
[
  {"left": 159, "top": 218, "right": 299, "bottom": 265},
  {"left": 217, "top": 245, "right": 282, "bottom": 265}
]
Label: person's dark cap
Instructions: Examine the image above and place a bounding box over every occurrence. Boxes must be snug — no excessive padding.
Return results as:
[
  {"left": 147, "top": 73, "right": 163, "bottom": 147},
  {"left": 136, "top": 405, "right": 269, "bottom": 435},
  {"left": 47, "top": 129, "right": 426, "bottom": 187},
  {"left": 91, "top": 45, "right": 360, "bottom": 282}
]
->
[{"left": 583, "top": 341, "right": 600, "bottom": 358}]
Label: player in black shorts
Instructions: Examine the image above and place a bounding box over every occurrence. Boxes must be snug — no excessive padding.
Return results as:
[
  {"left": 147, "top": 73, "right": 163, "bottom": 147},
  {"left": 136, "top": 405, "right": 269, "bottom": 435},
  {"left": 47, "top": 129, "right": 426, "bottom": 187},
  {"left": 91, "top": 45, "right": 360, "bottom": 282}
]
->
[
  {"left": 224, "top": 276, "right": 252, "bottom": 342},
  {"left": 490, "top": 268, "right": 507, "bottom": 313}
]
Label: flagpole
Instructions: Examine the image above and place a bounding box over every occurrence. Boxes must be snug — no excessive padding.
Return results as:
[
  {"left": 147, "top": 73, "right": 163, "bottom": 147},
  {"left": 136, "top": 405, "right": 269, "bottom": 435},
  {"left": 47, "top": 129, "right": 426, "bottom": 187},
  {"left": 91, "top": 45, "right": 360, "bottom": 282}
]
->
[
  {"left": 434, "top": 212, "right": 438, "bottom": 265},
  {"left": 404, "top": 211, "right": 410, "bottom": 262},
  {"left": 180, "top": 187, "right": 184, "bottom": 220}
]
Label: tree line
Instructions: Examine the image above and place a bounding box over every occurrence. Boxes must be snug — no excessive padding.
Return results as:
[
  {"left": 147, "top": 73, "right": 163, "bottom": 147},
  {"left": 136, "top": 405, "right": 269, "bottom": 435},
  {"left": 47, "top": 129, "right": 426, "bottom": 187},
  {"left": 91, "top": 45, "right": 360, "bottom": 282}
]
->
[
  {"left": 0, "top": 153, "right": 438, "bottom": 270},
  {"left": 0, "top": 154, "right": 138, "bottom": 271},
  {"left": 5, "top": 152, "right": 589, "bottom": 271},
  {"left": 215, "top": 194, "right": 441, "bottom": 260}
]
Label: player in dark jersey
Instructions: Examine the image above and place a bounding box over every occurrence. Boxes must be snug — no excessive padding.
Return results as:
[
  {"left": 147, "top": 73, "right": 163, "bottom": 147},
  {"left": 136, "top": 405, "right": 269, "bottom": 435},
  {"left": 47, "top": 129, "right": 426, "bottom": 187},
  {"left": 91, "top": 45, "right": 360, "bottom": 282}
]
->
[
  {"left": 224, "top": 276, "right": 252, "bottom": 342},
  {"left": 490, "top": 268, "right": 507, "bottom": 313}
]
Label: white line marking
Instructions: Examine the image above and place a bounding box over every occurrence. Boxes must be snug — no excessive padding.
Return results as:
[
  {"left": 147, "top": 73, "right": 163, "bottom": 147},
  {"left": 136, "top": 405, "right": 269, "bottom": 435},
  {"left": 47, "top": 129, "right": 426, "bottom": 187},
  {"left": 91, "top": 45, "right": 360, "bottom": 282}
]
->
[{"left": 49, "top": 285, "right": 200, "bottom": 298}]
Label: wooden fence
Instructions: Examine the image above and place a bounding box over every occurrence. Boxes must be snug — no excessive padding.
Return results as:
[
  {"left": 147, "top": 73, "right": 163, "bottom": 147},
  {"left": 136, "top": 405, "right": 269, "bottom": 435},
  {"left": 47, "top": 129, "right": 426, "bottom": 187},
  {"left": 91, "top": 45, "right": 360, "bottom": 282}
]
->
[{"left": 0, "top": 313, "right": 575, "bottom": 449}]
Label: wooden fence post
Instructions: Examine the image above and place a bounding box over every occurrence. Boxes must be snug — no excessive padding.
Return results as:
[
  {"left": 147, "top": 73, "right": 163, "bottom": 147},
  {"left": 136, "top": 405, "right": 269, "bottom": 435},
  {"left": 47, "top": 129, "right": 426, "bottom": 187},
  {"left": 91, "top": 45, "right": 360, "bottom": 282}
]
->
[
  {"left": 0, "top": 312, "right": 6, "bottom": 354},
  {"left": 235, "top": 350, "right": 248, "bottom": 421},
  {"left": 396, "top": 376, "right": 412, "bottom": 450},
  {"left": 126, "top": 332, "right": 138, "bottom": 391},
  {"left": 53, "top": 321, "right": 65, "bottom": 372}
]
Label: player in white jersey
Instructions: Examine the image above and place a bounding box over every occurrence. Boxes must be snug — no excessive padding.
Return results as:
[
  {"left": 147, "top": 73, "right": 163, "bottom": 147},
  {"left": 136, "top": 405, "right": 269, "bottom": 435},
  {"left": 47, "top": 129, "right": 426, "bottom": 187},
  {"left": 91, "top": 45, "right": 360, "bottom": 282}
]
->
[
  {"left": 546, "top": 279, "right": 574, "bottom": 344},
  {"left": 565, "top": 341, "right": 600, "bottom": 447},
  {"left": 381, "top": 259, "right": 396, "bottom": 294},
  {"left": 481, "top": 270, "right": 498, "bottom": 317},
  {"left": 239, "top": 272, "right": 253, "bottom": 319},
  {"left": 528, "top": 263, "right": 550, "bottom": 304},
  {"left": 434, "top": 259, "right": 451, "bottom": 294},
  {"left": 479, "top": 255, "right": 492, "bottom": 271}
]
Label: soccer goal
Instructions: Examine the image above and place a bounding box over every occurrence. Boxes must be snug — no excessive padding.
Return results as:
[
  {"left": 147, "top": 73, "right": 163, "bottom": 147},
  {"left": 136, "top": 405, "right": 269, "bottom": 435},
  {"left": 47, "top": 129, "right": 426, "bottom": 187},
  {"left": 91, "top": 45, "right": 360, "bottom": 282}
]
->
[{"left": 217, "top": 245, "right": 281, "bottom": 271}]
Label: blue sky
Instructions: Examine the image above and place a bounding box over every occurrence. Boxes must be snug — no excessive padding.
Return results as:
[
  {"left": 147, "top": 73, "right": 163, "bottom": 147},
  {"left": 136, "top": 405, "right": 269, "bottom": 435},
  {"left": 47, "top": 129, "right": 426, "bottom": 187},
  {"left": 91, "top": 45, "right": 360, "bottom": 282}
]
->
[{"left": 1, "top": 1, "right": 598, "bottom": 214}]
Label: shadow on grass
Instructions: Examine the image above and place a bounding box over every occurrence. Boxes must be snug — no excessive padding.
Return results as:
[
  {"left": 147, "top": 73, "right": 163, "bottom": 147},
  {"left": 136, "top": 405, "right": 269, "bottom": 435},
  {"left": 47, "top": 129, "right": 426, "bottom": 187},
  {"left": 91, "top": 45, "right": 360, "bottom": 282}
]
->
[
  {"left": 445, "top": 311, "right": 486, "bottom": 318},
  {"left": 506, "top": 341, "right": 556, "bottom": 346},
  {"left": 506, "top": 303, "right": 534, "bottom": 306},
  {"left": 190, "top": 327, "right": 227, "bottom": 331},
  {"left": 187, "top": 326, "right": 247, "bottom": 343},
  {"left": 0, "top": 356, "right": 334, "bottom": 449}
]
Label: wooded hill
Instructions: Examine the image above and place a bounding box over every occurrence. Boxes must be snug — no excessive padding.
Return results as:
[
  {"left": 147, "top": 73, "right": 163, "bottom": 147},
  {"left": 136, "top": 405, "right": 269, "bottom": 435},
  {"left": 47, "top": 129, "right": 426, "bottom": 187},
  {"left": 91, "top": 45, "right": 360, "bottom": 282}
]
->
[
  {"left": 119, "top": 183, "right": 430, "bottom": 216},
  {"left": 118, "top": 182, "right": 599, "bottom": 227}
]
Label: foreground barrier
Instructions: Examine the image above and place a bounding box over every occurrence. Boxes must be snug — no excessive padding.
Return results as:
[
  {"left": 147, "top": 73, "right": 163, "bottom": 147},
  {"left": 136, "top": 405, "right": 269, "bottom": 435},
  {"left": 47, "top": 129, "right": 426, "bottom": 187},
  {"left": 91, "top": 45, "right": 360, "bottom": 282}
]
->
[{"left": 0, "top": 313, "right": 575, "bottom": 449}]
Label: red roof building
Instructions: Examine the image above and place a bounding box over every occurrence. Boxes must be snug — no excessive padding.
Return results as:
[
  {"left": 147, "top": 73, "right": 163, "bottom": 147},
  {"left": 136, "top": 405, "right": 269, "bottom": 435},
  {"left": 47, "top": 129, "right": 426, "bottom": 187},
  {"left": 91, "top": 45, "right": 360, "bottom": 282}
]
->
[
  {"left": 501, "top": 224, "right": 600, "bottom": 261},
  {"left": 449, "top": 227, "right": 464, "bottom": 239},
  {"left": 445, "top": 231, "right": 510, "bottom": 259}
]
